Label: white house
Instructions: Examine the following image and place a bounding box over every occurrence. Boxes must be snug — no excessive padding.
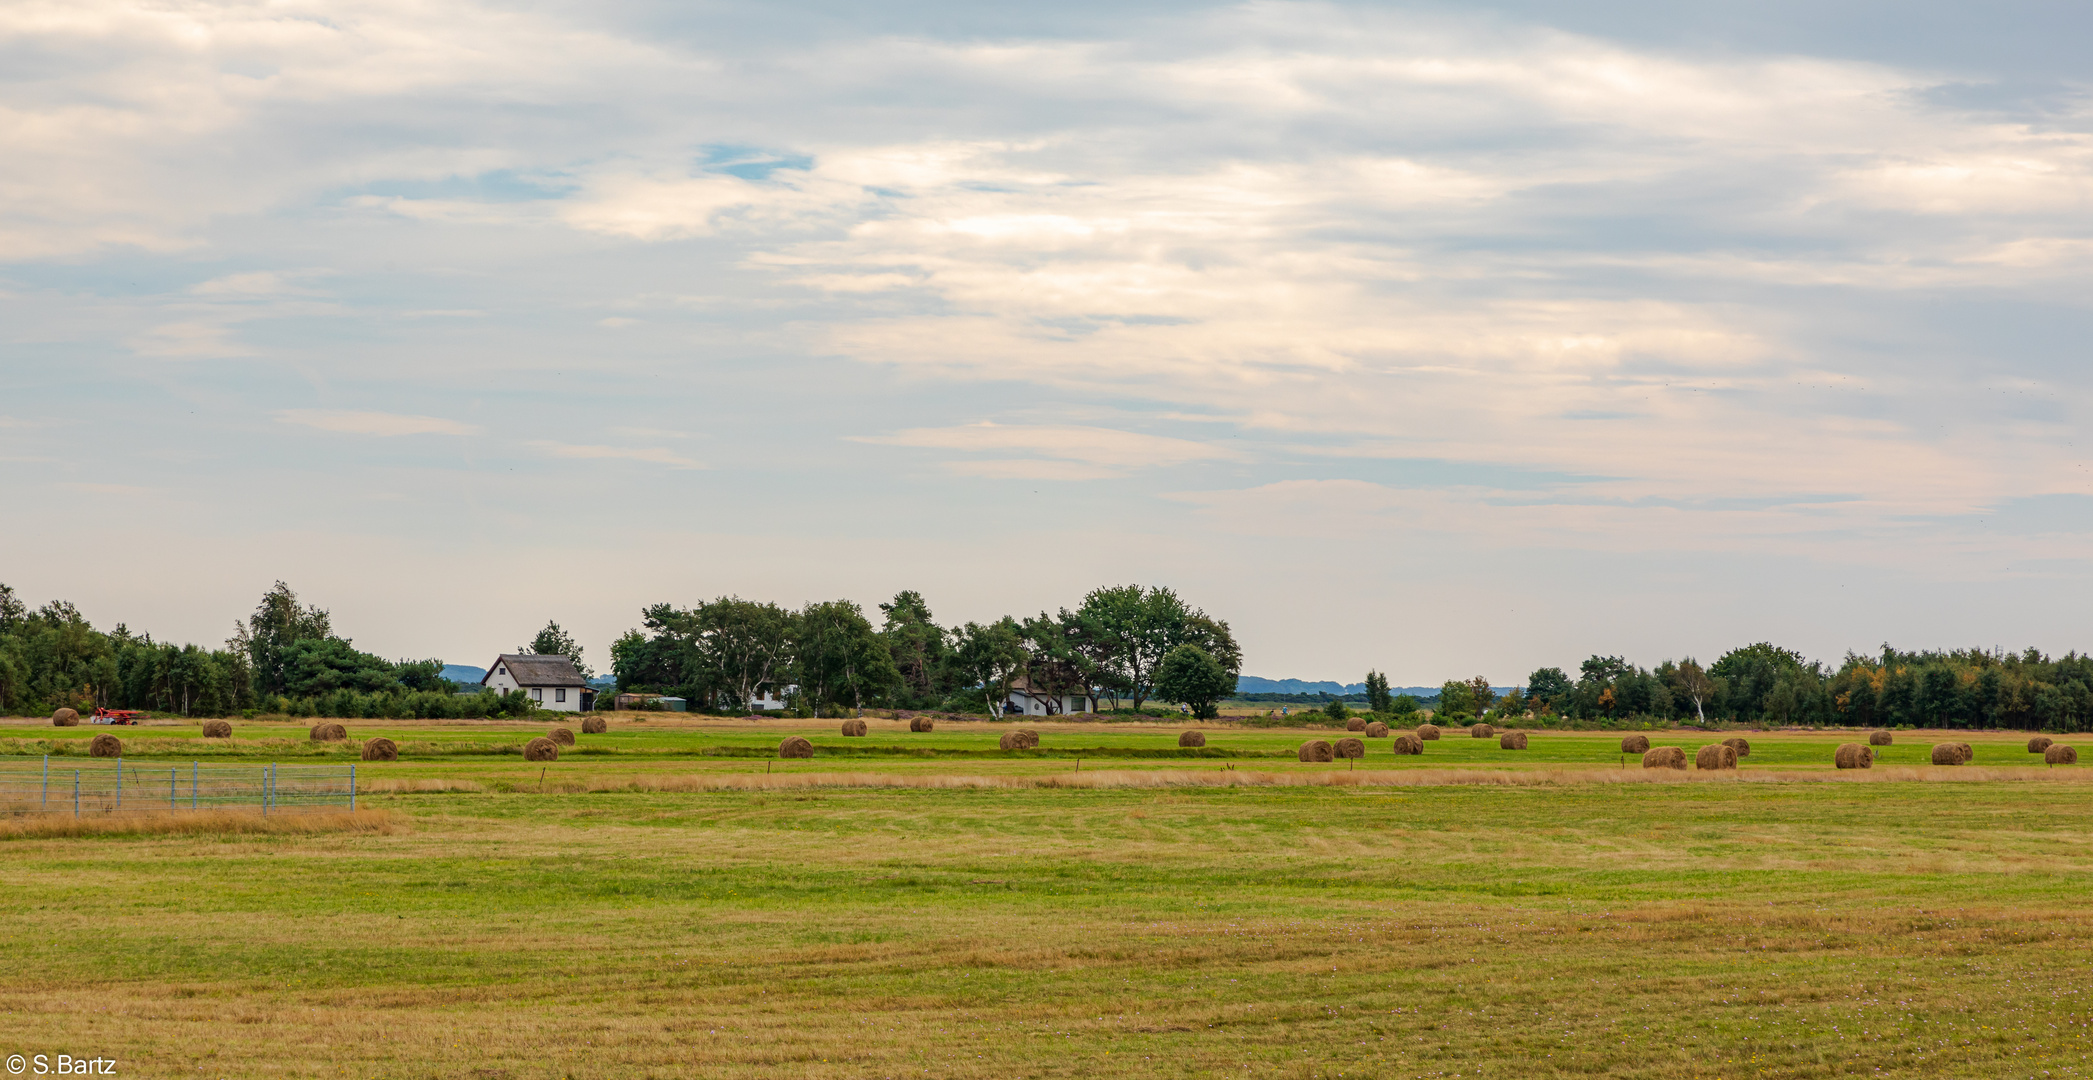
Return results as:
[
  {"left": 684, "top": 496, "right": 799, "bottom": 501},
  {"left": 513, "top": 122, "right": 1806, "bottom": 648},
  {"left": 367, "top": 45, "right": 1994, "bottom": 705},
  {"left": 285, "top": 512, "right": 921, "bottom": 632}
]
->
[
  {"left": 1002, "top": 676, "right": 1095, "bottom": 717},
  {"left": 483, "top": 654, "right": 592, "bottom": 712}
]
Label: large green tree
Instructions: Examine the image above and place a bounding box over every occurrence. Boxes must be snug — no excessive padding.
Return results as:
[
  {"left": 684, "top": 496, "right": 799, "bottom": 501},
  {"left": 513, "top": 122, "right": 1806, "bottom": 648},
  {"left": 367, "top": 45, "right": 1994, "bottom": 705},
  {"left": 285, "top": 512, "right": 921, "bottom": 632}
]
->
[
  {"left": 878, "top": 591, "right": 950, "bottom": 706},
  {"left": 521, "top": 620, "right": 591, "bottom": 678},
  {"left": 1155, "top": 644, "right": 1235, "bottom": 720},
  {"left": 794, "top": 600, "right": 899, "bottom": 714}
]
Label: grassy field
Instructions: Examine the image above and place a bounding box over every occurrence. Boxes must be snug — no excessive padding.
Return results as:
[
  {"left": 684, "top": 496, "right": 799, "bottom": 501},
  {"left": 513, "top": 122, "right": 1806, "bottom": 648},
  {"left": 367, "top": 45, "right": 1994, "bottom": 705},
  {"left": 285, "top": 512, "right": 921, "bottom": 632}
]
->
[{"left": 4, "top": 720, "right": 2091, "bottom": 1078}]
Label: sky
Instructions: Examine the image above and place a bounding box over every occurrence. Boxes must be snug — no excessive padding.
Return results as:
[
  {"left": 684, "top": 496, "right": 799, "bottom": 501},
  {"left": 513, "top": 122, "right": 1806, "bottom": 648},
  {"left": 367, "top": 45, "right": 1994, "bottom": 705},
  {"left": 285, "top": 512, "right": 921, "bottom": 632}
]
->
[{"left": 2, "top": 0, "right": 2090, "bottom": 684}]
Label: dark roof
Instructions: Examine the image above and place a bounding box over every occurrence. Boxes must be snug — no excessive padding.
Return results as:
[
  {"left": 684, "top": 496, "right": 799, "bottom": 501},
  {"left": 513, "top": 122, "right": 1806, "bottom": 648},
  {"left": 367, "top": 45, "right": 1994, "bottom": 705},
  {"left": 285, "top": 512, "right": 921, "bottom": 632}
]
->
[{"left": 484, "top": 653, "right": 587, "bottom": 688}]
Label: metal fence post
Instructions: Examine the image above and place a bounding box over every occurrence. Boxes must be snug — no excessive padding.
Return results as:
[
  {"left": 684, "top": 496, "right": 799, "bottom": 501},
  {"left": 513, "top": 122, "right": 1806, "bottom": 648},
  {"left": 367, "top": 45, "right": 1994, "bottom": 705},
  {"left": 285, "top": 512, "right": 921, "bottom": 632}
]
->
[{"left": 73, "top": 771, "right": 80, "bottom": 818}]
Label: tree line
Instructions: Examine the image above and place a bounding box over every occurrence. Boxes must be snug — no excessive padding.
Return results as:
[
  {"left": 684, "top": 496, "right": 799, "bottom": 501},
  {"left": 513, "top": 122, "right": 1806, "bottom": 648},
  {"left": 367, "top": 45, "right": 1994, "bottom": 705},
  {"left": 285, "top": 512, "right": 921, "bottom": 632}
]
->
[
  {"left": 611, "top": 585, "right": 1243, "bottom": 717},
  {"left": 1383, "top": 642, "right": 2093, "bottom": 732},
  {"left": 0, "top": 582, "right": 545, "bottom": 719}
]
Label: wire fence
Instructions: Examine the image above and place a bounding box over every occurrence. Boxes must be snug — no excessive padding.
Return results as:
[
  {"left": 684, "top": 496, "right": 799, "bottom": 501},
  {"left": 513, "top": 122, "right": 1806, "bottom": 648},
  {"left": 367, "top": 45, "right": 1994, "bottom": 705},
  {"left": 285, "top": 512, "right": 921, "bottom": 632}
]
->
[{"left": 0, "top": 758, "right": 358, "bottom": 817}]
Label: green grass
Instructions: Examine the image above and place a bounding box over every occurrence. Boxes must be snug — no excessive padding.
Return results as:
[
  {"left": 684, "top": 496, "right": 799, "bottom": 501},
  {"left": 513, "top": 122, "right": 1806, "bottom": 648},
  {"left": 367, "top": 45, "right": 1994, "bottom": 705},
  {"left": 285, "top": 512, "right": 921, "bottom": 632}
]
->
[{"left": 5, "top": 736, "right": 2093, "bottom": 1078}]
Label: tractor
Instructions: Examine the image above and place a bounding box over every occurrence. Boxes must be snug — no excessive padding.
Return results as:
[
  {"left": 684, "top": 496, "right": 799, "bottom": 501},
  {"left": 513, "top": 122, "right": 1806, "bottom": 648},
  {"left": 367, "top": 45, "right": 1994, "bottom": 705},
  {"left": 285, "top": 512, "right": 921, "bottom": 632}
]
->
[{"left": 91, "top": 707, "right": 144, "bottom": 725}]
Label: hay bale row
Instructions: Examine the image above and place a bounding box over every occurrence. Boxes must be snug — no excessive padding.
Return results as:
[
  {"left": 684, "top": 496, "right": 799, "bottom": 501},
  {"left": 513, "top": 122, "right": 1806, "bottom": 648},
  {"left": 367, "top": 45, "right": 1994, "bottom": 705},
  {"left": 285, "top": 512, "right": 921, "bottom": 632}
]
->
[
  {"left": 2029, "top": 736, "right": 2053, "bottom": 754},
  {"left": 361, "top": 737, "right": 398, "bottom": 762},
  {"left": 201, "top": 719, "right": 233, "bottom": 739},
  {"left": 89, "top": 734, "right": 122, "bottom": 758},
  {"left": 1930, "top": 742, "right": 1971, "bottom": 766},
  {"left": 1722, "top": 737, "right": 1751, "bottom": 758},
  {"left": 1392, "top": 733, "right": 1423, "bottom": 755},
  {"left": 522, "top": 736, "right": 559, "bottom": 762},
  {"left": 582, "top": 716, "right": 608, "bottom": 734},
  {"left": 1346, "top": 716, "right": 1367, "bottom": 732},
  {"left": 1178, "top": 730, "right": 1206, "bottom": 747},
  {"left": 1416, "top": 724, "right": 1441, "bottom": 741},
  {"left": 1621, "top": 734, "right": 1651, "bottom": 754},
  {"left": 1696, "top": 744, "right": 1738, "bottom": 770},
  {"left": 1298, "top": 739, "right": 1334, "bottom": 763},
  {"left": 1641, "top": 746, "right": 1686, "bottom": 770},
  {"left": 550, "top": 727, "right": 576, "bottom": 746},
  {"left": 1499, "top": 732, "right": 1527, "bottom": 750},
  {"left": 778, "top": 736, "right": 813, "bottom": 759},
  {"left": 1470, "top": 723, "right": 1494, "bottom": 738},
  {"left": 1868, "top": 730, "right": 1893, "bottom": 746},
  {"left": 1835, "top": 743, "right": 1872, "bottom": 769},
  {"left": 2046, "top": 744, "right": 2078, "bottom": 766},
  {"left": 309, "top": 723, "right": 347, "bottom": 742},
  {"left": 1364, "top": 721, "right": 1389, "bottom": 738},
  {"left": 909, "top": 716, "right": 935, "bottom": 732},
  {"left": 1333, "top": 737, "right": 1365, "bottom": 759},
  {"left": 52, "top": 708, "right": 79, "bottom": 727}
]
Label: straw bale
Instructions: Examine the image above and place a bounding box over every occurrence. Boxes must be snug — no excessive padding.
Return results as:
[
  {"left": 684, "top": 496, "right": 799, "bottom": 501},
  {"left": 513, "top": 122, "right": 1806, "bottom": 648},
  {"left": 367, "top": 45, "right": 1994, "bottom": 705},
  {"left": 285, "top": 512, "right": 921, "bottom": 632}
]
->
[
  {"left": 1470, "top": 723, "right": 1494, "bottom": 738},
  {"left": 582, "top": 717, "right": 608, "bottom": 734},
  {"left": 1178, "top": 730, "right": 1206, "bottom": 747},
  {"left": 1835, "top": 743, "right": 1873, "bottom": 769},
  {"left": 1620, "top": 734, "right": 1650, "bottom": 754},
  {"left": 2029, "top": 736, "right": 2053, "bottom": 753},
  {"left": 1695, "top": 744, "right": 1738, "bottom": 770},
  {"left": 1392, "top": 733, "right": 1423, "bottom": 755},
  {"left": 522, "top": 736, "right": 559, "bottom": 762},
  {"left": 778, "top": 736, "right": 814, "bottom": 759},
  {"left": 1868, "top": 730, "right": 1893, "bottom": 746},
  {"left": 51, "top": 708, "right": 79, "bottom": 727},
  {"left": 201, "top": 719, "right": 233, "bottom": 739},
  {"left": 1346, "top": 717, "right": 1367, "bottom": 732},
  {"left": 89, "top": 734, "right": 122, "bottom": 757},
  {"left": 910, "top": 716, "right": 935, "bottom": 732},
  {"left": 309, "top": 723, "right": 347, "bottom": 742},
  {"left": 1721, "top": 737, "right": 1751, "bottom": 757},
  {"left": 1298, "top": 739, "right": 1334, "bottom": 763},
  {"left": 841, "top": 718, "right": 868, "bottom": 737},
  {"left": 361, "top": 737, "right": 398, "bottom": 762},
  {"left": 2045, "top": 744, "right": 2078, "bottom": 765},
  {"left": 1641, "top": 746, "right": 1687, "bottom": 770},
  {"left": 1499, "top": 732, "right": 1528, "bottom": 750},
  {"left": 1333, "top": 737, "right": 1365, "bottom": 759},
  {"left": 1416, "top": 724, "right": 1440, "bottom": 740},
  {"left": 550, "top": 727, "right": 576, "bottom": 746},
  {"left": 1929, "top": 743, "right": 1966, "bottom": 765},
  {"left": 1364, "top": 721, "right": 1389, "bottom": 738}
]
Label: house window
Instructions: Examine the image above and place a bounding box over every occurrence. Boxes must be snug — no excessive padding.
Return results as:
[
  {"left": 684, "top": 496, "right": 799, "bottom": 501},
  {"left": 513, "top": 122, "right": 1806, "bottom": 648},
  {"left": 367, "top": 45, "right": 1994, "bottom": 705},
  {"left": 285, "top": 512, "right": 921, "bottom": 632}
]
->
[
  {"left": 1068, "top": 697, "right": 1085, "bottom": 713},
  {"left": 556, "top": 688, "right": 566, "bottom": 702},
  {"left": 531, "top": 687, "right": 542, "bottom": 701}
]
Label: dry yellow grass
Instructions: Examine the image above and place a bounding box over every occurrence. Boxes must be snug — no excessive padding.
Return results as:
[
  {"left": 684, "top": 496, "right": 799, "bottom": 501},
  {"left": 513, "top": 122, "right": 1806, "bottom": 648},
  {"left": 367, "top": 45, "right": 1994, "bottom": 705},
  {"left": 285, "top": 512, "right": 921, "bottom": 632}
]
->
[{"left": 0, "top": 809, "right": 398, "bottom": 840}]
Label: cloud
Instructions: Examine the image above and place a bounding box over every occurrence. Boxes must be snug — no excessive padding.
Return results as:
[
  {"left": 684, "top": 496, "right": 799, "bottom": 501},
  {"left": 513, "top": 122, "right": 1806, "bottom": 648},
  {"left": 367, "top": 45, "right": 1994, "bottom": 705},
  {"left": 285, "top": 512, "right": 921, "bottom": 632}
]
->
[
  {"left": 276, "top": 410, "right": 481, "bottom": 437},
  {"left": 864, "top": 422, "right": 1242, "bottom": 477},
  {"left": 531, "top": 442, "right": 704, "bottom": 469}
]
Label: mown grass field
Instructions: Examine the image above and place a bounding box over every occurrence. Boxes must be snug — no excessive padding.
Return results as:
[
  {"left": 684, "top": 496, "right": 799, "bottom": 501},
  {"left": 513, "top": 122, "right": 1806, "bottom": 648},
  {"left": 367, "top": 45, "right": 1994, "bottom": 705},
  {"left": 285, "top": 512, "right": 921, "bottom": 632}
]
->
[{"left": 3, "top": 721, "right": 2092, "bottom": 1079}]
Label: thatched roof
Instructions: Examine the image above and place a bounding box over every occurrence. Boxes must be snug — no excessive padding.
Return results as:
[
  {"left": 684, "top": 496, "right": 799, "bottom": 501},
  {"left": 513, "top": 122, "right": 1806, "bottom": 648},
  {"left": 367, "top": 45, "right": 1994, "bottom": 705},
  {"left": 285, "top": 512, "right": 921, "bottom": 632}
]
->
[{"left": 485, "top": 653, "right": 586, "bottom": 688}]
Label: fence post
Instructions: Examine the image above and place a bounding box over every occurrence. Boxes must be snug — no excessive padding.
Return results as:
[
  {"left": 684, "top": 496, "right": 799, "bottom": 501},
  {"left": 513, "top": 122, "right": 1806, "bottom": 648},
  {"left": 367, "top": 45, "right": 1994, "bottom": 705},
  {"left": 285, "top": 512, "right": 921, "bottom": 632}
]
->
[
  {"left": 170, "top": 768, "right": 176, "bottom": 810},
  {"left": 74, "top": 771, "right": 80, "bottom": 818},
  {"left": 192, "top": 762, "right": 198, "bottom": 810},
  {"left": 42, "top": 755, "right": 48, "bottom": 811},
  {"left": 115, "top": 758, "right": 122, "bottom": 810},
  {"left": 350, "top": 764, "right": 357, "bottom": 812},
  {"left": 263, "top": 764, "right": 271, "bottom": 817}
]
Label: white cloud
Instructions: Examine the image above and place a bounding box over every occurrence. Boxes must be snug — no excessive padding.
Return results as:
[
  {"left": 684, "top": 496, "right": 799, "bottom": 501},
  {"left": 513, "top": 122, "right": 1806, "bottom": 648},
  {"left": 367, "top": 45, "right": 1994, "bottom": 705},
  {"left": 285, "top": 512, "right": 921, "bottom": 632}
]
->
[
  {"left": 865, "top": 422, "right": 1242, "bottom": 477},
  {"left": 277, "top": 410, "right": 481, "bottom": 437}
]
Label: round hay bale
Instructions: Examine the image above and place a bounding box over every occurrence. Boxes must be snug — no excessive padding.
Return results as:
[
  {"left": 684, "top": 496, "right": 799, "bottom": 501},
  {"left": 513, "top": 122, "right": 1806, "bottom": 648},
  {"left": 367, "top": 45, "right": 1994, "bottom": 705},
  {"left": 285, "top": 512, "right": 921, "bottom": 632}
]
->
[
  {"left": 361, "top": 737, "right": 398, "bottom": 762},
  {"left": 2029, "top": 736, "right": 2053, "bottom": 754},
  {"left": 549, "top": 727, "right": 576, "bottom": 746},
  {"left": 1298, "top": 739, "right": 1334, "bottom": 763},
  {"left": 2045, "top": 744, "right": 2077, "bottom": 765},
  {"left": 1416, "top": 724, "right": 1441, "bottom": 741},
  {"left": 1333, "top": 737, "right": 1365, "bottom": 759},
  {"left": 1364, "top": 721, "right": 1389, "bottom": 738},
  {"left": 1392, "top": 733, "right": 1423, "bottom": 755},
  {"left": 1621, "top": 734, "right": 1651, "bottom": 754},
  {"left": 51, "top": 708, "right": 79, "bottom": 727},
  {"left": 522, "top": 736, "right": 559, "bottom": 762},
  {"left": 582, "top": 717, "right": 608, "bottom": 734},
  {"left": 1499, "top": 732, "right": 1528, "bottom": 750},
  {"left": 1868, "top": 730, "right": 1893, "bottom": 746},
  {"left": 1835, "top": 743, "right": 1873, "bottom": 769},
  {"left": 201, "top": 719, "right": 233, "bottom": 739},
  {"left": 89, "top": 733, "right": 122, "bottom": 758},
  {"left": 841, "top": 718, "right": 868, "bottom": 737},
  {"left": 998, "top": 731, "right": 1023, "bottom": 750},
  {"left": 1957, "top": 742, "right": 1973, "bottom": 763},
  {"left": 1929, "top": 743, "right": 1964, "bottom": 765},
  {"left": 1695, "top": 744, "right": 1738, "bottom": 770},
  {"left": 1345, "top": 716, "right": 1367, "bottom": 732},
  {"left": 910, "top": 716, "right": 935, "bottom": 732},
  {"left": 1721, "top": 737, "right": 1751, "bottom": 758},
  {"left": 1641, "top": 746, "right": 1687, "bottom": 770},
  {"left": 1470, "top": 723, "right": 1494, "bottom": 738},
  {"left": 1015, "top": 729, "right": 1040, "bottom": 749},
  {"left": 778, "top": 736, "right": 813, "bottom": 759},
  {"left": 1178, "top": 730, "right": 1206, "bottom": 747},
  {"left": 309, "top": 722, "right": 347, "bottom": 742}
]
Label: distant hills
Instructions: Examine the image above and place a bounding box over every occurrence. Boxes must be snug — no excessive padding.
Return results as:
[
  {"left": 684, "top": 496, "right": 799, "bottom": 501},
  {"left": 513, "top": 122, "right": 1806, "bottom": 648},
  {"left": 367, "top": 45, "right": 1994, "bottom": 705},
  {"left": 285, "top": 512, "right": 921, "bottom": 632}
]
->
[
  {"left": 440, "top": 664, "right": 486, "bottom": 686},
  {"left": 1236, "top": 676, "right": 1521, "bottom": 699}
]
